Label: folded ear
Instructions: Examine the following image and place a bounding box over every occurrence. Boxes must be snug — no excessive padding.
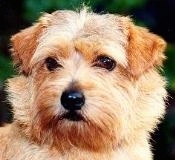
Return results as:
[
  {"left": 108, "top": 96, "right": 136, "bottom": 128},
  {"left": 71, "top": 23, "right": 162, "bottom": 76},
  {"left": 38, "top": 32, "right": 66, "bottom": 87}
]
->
[
  {"left": 10, "top": 23, "right": 44, "bottom": 75},
  {"left": 127, "top": 23, "right": 166, "bottom": 77}
]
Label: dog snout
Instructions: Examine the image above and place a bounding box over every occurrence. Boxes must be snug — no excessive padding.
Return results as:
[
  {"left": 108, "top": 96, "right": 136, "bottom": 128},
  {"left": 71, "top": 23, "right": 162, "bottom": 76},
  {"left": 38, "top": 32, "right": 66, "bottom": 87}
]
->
[{"left": 61, "top": 89, "right": 85, "bottom": 111}]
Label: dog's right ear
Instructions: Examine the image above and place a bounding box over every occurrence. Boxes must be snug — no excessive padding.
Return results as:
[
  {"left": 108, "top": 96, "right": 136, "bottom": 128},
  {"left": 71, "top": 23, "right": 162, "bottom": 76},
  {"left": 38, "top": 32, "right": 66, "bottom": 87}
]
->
[{"left": 10, "top": 23, "right": 44, "bottom": 75}]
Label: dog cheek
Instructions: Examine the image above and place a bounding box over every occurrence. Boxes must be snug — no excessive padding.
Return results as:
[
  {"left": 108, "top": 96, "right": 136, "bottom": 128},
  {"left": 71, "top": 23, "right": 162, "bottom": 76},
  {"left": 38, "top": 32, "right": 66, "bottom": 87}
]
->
[
  {"left": 133, "top": 71, "right": 167, "bottom": 133},
  {"left": 29, "top": 85, "right": 62, "bottom": 143},
  {"left": 32, "top": 83, "right": 62, "bottom": 115},
  {"left": 83, "top": 80, "right": 131, "bottom": 141},
  {"left": 6, "top": 76, "right": 34, "bottom": 134}
]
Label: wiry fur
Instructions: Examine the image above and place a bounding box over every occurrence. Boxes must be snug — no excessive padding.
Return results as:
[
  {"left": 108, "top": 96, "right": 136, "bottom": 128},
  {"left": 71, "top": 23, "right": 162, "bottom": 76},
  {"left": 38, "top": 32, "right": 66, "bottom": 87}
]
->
[{"left": 0, "top": 8, "right": 167, "bottom": 160}]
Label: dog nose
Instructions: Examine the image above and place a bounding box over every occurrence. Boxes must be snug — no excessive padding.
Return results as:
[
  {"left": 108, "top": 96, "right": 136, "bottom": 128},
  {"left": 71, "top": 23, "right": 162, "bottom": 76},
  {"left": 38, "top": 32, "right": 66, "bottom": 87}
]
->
[{"left": 61, "top": 90, "right": 85, "bottom": 111}]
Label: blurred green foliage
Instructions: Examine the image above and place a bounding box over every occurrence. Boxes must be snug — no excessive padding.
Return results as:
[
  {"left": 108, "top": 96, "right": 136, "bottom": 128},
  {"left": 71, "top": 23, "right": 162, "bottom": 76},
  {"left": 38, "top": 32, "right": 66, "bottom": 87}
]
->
[
  {"left": 164, "top": 45, "right": 175, "bottom": 90},
  {"left": 23, "top": 0, "right": 147, "bottom": 22},
  {"left": 0, "top": 52, "right": 14, "bottom": 82}
]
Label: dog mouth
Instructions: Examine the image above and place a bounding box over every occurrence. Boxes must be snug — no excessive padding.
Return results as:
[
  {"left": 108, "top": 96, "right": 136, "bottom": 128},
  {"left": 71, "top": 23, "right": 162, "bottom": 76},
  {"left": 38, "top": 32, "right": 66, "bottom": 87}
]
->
[{"left": 60, "top": 111, "right": 85, "bottom": 122}]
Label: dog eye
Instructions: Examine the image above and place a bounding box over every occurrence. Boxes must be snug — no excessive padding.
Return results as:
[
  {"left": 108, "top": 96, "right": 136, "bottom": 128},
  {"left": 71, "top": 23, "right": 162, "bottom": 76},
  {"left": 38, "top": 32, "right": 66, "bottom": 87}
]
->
[
  {"left": 45, "top": 57, "right": 62, "bottom": 71},
  {"left": 93, "top": 55, "right": 116, "bottom": 71}
]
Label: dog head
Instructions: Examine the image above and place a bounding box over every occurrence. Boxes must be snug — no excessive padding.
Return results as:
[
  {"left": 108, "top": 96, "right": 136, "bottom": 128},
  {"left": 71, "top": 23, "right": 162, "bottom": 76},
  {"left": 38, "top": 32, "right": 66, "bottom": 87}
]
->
[{"left": 8, "top": 8, "right": 167, "bottom": 152}]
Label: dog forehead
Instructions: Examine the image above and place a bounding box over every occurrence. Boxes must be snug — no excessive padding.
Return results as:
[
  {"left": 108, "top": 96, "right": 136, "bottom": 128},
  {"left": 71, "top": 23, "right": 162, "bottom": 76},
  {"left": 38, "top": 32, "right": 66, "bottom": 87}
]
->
[
  {"left": 31, "top": 10, "right": 128, "bottom": 65},
  {"left": 39, "top": 10, "right": 128, "bottom": 45}
]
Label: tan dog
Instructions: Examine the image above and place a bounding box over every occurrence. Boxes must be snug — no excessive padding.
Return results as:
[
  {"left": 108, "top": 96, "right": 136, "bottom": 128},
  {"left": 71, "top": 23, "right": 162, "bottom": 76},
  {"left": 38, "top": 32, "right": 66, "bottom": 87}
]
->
[{"left": 0, "top": 8, "right": 167, "bottom": 160}]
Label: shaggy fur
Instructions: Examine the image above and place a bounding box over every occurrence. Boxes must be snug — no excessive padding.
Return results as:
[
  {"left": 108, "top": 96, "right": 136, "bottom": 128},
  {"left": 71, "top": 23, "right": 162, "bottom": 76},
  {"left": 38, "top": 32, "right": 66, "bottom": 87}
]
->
[{"left": 0, "top": 8, "right": 167, "bottom": 160}]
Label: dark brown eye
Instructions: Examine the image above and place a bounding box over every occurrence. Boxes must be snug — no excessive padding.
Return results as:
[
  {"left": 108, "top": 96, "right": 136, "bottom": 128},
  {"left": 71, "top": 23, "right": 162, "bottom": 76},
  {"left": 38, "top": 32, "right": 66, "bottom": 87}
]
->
[
  {"left": 45, "top": 57, "right": 62, "bottom": 71},
  {"left": 93, "top": 55, "right": 116, "bottom": 71}
]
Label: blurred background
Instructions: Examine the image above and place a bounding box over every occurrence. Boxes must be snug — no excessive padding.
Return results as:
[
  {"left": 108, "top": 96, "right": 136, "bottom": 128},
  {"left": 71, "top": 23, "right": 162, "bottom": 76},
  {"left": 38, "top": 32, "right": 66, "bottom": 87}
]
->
[{"left": 0, "top": 0, "right": 175, "bottom": 159}]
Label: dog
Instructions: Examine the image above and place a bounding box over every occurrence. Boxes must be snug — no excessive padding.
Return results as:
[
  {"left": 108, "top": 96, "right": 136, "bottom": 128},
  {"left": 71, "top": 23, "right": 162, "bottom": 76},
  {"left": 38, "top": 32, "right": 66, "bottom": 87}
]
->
[{"left": 0, "top": 8, "right": 167, "bottom": 160}]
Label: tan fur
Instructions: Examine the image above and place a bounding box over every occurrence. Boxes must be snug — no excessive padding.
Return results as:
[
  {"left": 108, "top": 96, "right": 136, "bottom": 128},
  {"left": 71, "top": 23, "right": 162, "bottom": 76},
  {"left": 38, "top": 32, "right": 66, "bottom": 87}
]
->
[
  {"left": 127, "top": 23, "right": 166, "bottom": 77},
  {"left": 0, "top": 8, "right": 167, "bottom": 160}
]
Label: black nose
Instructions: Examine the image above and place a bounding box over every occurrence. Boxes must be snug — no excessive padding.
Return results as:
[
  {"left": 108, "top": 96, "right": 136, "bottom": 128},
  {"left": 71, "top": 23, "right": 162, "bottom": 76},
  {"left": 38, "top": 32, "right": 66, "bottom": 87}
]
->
[{"left": 61, "top": 90, "right": 85, "bottom": 111}]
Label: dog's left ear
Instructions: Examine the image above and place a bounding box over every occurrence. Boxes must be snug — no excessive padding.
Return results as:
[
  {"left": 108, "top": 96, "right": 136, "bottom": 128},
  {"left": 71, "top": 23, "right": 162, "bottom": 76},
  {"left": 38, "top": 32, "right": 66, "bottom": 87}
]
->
[
  {"left": 10, "top": 23, "right": 44, "bottom": 75},
  {"left": 126, "top": 22, "right": 166, "bottom": 77}
]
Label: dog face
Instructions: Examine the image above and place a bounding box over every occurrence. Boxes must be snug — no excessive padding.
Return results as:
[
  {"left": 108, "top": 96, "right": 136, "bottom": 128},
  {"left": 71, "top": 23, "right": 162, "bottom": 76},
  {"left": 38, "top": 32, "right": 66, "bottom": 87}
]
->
[{"left": 8, "top": 9, "right": 167, "bottom": 151}]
